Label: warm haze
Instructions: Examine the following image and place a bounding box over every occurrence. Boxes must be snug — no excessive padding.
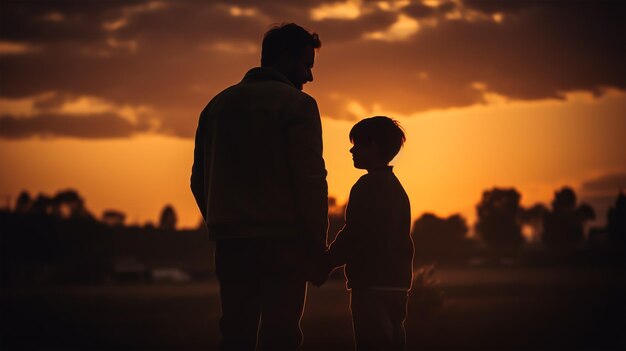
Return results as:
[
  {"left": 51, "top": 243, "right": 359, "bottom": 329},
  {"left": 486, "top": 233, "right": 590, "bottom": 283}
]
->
[{"left": 1, "top": 0, "right": 625, "bottom": 229}]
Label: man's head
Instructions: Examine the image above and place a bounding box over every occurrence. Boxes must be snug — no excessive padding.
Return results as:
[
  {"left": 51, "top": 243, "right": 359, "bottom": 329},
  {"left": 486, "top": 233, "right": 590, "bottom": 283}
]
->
[
  {"left": 349, "top": 116, "right": 406, "bottom": 170},
  {"left": 261, "top": 23, "right": 321, "bottom": 90}
]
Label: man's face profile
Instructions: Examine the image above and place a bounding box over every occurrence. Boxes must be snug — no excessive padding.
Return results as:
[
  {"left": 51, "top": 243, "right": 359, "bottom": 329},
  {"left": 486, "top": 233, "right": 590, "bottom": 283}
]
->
[{"left": 286, "top": 45, "right": 315, "bottom": 90}]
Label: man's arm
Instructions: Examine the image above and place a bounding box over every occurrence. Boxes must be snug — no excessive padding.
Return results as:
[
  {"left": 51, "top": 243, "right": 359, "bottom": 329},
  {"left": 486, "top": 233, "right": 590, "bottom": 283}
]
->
[
  {"left": 328, "top": 225, "right": 352, "bottom": 267},
  {"left": 285, "top": 94, "right": 329, "bottom": 252}
]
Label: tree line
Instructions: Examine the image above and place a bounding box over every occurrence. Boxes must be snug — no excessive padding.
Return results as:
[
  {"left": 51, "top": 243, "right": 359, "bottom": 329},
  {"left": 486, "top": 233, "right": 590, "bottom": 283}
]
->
[
  {"left": 1, "top": 186, "right": 624, "bottom": 285},
  {"left": 411, "top": 187, "right": 626, "bottom": 265}
]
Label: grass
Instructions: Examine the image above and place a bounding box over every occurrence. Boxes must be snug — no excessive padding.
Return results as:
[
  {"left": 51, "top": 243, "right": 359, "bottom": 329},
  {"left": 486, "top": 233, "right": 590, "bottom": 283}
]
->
[{"left": 2, "top": 267, "right": 625, "bottom": 350}]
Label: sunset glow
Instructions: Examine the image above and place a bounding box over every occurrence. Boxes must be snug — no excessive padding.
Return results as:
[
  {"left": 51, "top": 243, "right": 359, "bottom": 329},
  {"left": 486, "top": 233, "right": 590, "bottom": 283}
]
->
[{"left": 1, "top": 0, "right": 624, "bottom": 230}]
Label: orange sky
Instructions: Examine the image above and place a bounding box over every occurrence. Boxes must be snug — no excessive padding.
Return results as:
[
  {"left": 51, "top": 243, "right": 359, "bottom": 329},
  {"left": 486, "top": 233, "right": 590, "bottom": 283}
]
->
[
  {"left": 1, "top": 1, "right": 625, "bottom": 230},
  {"left": 1, "top": 90, "right": 625, "bottom": 229}
]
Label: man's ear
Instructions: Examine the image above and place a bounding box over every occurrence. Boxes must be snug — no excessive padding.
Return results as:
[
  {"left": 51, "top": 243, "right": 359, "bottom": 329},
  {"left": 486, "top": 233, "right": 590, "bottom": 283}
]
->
[{"left": 276, "top": 51, "right": 294, "bottom": 72}]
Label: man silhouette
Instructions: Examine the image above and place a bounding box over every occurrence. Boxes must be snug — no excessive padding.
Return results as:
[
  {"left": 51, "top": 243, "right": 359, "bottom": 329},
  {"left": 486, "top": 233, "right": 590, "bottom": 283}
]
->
[{"left": 191, "top": 23, "right": 328, "bottom": 350}]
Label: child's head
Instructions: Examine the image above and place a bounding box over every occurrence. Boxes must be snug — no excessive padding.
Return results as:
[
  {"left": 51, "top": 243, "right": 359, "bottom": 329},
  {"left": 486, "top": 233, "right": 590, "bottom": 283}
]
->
[{"left": 349, "top": 116, "right": 405, "bottom": 170}]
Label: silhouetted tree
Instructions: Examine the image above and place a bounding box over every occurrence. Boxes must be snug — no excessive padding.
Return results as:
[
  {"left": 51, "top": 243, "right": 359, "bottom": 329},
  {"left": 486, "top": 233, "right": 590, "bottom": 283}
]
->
[
  {"left": 1, "top": 189, "right": 222, "bottom": 285},
  {"left": 327, "top": 196, "right": 346, "bottom": 242},
  {"left": 159, "top": 205, "right": 177, "bottom": 231},
  {"left": 328, "top": 196, "right": 337, "bottom": 208},
  {"left": 475, "top": 188, "right": 525, "bottom": 251},
  {"left": 31, "top": 194, "right": 54, "bottom": 215},
  {"left": 53, "top": 189, "right": 90, "bottom": 219},
  {"left": 542, "top": 187, "right": 595, "bottom": 251},
  {"left": 607, "top": 191, "right": 626, "bottom": 250},
  {"left": 102, "top": 210, "right": 126, "bottom": 227},
  {"left": 520, "top": 203, "right": 550, "bottom": 243},
  {"left": 412, "top": 213, "right": 472, "bottom": 263},
  {"left": 14, "top": 190, "right": 32, "bottom": 214}
]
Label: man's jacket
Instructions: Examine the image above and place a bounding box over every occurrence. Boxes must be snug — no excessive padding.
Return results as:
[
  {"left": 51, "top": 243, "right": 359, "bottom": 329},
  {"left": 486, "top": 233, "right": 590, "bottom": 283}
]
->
[{"left": 191, "top": 67, "right": 328, "bottom": 249}]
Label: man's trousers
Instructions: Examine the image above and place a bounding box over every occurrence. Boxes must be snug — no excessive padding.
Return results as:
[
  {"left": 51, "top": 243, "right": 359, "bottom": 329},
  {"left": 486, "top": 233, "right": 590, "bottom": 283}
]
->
[{"left": 215, "top": 237, "right": 309, "bottom": 351}]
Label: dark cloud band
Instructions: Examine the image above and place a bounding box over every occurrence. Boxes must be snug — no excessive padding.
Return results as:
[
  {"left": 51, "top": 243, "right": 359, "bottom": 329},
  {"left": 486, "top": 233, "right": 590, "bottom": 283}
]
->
[
  {"left": 0, "top": 113, "right": 150, "bottom": 139},
  {"left": 0, "top": 0, "right": 624, "bottom": 138}
]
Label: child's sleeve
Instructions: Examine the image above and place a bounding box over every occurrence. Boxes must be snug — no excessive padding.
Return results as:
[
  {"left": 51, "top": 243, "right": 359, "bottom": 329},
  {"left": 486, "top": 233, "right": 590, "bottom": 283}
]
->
[{"left": 328, "top": 181, "right": 371, "bottom": 267}]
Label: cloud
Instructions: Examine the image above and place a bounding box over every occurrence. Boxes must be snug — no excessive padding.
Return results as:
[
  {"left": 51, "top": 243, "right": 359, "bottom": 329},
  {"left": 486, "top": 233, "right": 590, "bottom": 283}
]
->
[
  {"left": 0, "top": 93, "right": 53, "bottom": 116},
  {"left": 402, "top": 2, "right": 436, "bottom": 19},
  {"left": 579, "top": 172, "right": 626, "bottom": 225},
  {"left": 0, "top": 112, "right": 151, "bottom": 139},
  {"left": 363, "top": 14, "right": 419, "bottom": 41},
  {"left": 310, "top": 0, "right": 626, "bottom": 118},
  {"left": 310, "top": 0, "right": 361, "bottom": 21},
  {"left": 0, "top": 0, "right": 624, "bottom": 137},
  {"left": 307, "top": 11, "right": 398, "bottom": 43},
  {"left": 0, "top": 93, "right": 157, "bottom": 138},
  {"left": 581, "top": 173, "right": 626, "bottom": 195},
  {"left": 462, "top": 0, "right": 534, "bottom": 15},
  {"left": 0, "top": 1, "right": 139, "bottom": 45},
  {"left": 198, "top": 41, "right": 258, "bottom": 55},
  {"left": 0, "top": 41, "right": 40, "bottom": 55}
]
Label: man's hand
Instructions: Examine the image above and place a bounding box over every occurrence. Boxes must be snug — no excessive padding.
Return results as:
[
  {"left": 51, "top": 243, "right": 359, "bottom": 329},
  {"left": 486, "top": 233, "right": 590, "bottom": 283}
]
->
[{"left": 308, "top": 251, "right": 332, "bottom": 287}]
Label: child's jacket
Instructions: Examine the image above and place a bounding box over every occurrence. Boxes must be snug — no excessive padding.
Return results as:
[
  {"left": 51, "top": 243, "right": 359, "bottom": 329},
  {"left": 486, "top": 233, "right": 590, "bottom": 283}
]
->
[{"left": 330, "top": 166, "right": 413, "bottom": 290}]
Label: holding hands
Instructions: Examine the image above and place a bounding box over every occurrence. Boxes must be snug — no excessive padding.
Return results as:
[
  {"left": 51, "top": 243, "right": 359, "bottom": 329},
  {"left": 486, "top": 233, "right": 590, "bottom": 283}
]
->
[{"left": 309, "top": 250, "right": 335, "bottom": 287}]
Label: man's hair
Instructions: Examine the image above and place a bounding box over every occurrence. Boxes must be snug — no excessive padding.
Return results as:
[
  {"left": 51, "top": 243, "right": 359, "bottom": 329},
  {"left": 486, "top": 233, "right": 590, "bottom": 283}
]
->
[
  {"left": 350, "top": 116, "right": 406, "bottom": 163},
  {"left": 261, "top": 23, "right": 321, "bottom": 66}
]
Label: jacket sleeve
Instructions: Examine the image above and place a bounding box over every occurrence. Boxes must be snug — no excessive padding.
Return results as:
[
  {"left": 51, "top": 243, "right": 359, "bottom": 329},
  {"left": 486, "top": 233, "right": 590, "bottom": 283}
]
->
[
  {"left": 328, "top": 181, "right": 369, "bottom": 266},
  {"left": 328, "top": 225, "right": 352, "bottom": 267},
  {"left": 285, "top": 94, "right": 329, "bottom": 252},
  {"left": 190, "top": 108, "right": 209, "bottom": 221}
]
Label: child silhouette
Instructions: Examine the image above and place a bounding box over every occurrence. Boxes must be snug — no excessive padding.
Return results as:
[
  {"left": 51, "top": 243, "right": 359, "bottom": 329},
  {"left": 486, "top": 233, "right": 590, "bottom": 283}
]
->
[{"left": 327, "top": 116, "right": 414, "bottom": 351}]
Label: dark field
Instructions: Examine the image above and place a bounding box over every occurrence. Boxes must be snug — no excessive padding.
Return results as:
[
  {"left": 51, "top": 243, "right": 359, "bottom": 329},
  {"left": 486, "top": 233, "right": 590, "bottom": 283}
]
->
[{"left": 2, "top": 267, "right": 625, "bottom": 350}]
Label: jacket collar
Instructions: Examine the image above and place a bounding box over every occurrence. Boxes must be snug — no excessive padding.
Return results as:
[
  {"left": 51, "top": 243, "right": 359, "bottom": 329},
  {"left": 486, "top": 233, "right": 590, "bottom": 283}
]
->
[
  {"left": 368, "top": 166, "right": 394, "bottom": 174},
  {"left": 242, "top": 67, "right": 294, "bottom": 88}
]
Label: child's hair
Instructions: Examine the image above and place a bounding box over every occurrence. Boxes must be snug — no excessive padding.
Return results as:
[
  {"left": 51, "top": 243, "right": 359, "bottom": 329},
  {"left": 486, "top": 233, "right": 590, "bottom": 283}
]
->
[{"left": 349, "top": 116, "right": 406, "bottom": 163}]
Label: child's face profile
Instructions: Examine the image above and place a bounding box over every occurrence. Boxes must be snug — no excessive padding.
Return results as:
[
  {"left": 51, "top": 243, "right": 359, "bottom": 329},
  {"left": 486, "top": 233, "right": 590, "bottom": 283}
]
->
[{"left": 350, "top": 141, "right": 385, "bottom": 170}]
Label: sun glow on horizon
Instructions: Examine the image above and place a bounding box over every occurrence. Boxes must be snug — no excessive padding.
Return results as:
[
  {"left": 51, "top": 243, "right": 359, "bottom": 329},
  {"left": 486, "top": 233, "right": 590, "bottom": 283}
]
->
[{"left": 1, "top": 90, "right": 625, "bottom": 229}]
